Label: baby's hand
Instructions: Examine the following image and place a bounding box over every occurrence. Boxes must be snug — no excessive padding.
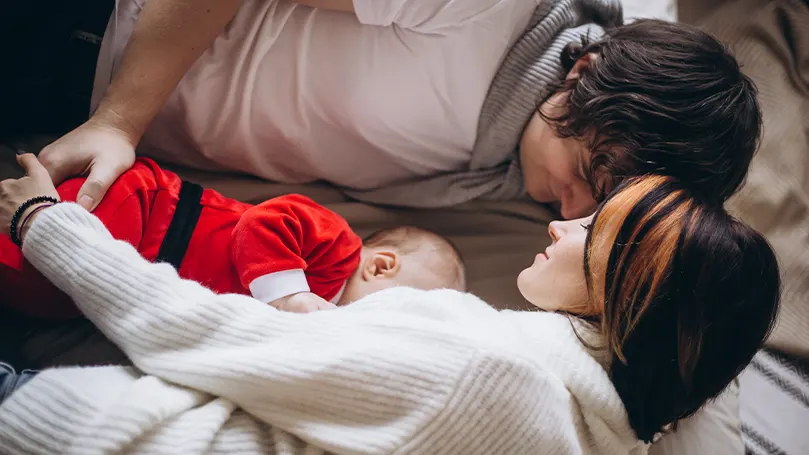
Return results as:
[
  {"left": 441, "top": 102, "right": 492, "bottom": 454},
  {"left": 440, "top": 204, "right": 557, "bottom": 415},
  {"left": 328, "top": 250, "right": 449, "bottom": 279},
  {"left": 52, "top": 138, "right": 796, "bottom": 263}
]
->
[{"left": 270, "top": 292, "right": 337, "bottom": 313}]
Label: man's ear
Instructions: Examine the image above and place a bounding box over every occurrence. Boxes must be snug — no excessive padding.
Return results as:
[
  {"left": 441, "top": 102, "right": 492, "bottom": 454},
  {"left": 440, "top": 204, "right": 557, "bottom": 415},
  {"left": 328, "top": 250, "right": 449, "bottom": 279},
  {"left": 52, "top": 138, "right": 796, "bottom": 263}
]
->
[
  {"left": 566, "top": 52, "right": 598, "bottom": 81},
  {"left": 360, "top": 250, "right": 400, "bottom": 280}
]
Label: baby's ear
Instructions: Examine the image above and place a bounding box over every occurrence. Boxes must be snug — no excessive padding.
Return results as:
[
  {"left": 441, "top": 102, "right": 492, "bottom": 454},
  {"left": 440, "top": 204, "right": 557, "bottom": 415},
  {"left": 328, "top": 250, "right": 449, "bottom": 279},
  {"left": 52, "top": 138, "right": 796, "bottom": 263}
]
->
[{"left": 361, "top": 250, "right": 401, "bottom": 280}]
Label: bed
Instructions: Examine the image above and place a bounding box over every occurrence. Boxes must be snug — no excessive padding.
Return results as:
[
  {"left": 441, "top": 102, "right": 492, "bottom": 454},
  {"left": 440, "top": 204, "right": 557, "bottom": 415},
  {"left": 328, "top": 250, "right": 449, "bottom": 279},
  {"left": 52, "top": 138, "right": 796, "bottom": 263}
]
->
[
  {"left": 0, "top": 141, "right": 747, "bottom": 455},
  {"left": 3, "top": 0, "right": 808, "bottom": 453},
  {"left": 683, "top": 0, "right": 809, "bottom": 453}
]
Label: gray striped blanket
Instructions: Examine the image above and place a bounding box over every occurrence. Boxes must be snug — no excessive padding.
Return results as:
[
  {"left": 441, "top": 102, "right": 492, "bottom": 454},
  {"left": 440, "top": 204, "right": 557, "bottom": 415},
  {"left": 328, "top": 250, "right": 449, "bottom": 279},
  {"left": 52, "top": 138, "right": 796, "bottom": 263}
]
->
[{"left": 740, "top": 349, "right": 809, "bottom": 455}]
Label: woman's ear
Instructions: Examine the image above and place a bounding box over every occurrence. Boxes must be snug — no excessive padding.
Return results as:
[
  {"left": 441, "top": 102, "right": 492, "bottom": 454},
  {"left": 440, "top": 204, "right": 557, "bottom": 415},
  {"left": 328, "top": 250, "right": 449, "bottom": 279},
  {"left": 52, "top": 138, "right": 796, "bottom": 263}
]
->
[
  {"left": 566, "top": 52, "right": 598, "bottom": 81},
  {"left": 360, "top": 250, "right": 400, "bottom": 280}
]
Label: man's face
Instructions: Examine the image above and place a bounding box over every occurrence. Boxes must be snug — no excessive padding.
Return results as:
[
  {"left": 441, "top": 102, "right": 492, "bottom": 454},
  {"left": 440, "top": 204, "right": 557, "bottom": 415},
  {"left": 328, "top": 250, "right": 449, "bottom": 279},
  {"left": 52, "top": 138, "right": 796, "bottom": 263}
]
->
[{"left": 519, "top": 92, "right": 598, "bottom": 219}]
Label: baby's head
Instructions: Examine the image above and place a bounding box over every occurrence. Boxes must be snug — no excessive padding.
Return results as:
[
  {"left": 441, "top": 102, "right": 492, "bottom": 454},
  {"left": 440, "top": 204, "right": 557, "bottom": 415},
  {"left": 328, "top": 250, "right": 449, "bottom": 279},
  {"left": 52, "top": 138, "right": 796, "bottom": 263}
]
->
[{"left": 338, "top": 226, "right": 466, "bottom": 304}]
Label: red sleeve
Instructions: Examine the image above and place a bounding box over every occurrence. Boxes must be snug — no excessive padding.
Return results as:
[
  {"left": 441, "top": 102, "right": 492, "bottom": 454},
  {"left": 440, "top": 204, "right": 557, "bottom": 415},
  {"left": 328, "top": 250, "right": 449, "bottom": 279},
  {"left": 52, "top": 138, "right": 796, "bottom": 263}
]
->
[{"left": 231, "top": 194, "right": 362, "bottom": 302}]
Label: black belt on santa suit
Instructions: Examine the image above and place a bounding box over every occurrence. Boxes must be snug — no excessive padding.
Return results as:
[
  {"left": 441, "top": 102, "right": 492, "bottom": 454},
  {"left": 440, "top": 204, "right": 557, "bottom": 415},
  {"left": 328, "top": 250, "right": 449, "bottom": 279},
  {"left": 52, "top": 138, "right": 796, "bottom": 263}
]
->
[{"left": 155, "top": 180, "right": 204, "bottom": 271}]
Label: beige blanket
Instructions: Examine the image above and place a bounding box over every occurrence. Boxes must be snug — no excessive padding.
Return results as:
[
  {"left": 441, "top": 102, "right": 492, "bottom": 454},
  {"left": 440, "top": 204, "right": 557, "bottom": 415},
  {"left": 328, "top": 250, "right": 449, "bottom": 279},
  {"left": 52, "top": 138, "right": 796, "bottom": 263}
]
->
[{"left": 690, "top": 0, "right": 809, "bottom": 357}]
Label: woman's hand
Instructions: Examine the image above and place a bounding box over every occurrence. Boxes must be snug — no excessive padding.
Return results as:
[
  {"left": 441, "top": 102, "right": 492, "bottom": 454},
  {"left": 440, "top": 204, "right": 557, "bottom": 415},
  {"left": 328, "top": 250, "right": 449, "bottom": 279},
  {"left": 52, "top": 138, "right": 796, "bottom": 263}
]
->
[
  {"left": 0, "top": 154, "right": 61, "bottom": 238},
  {"left": 38, "top": 120, "right": 136, "bottom": 212}
]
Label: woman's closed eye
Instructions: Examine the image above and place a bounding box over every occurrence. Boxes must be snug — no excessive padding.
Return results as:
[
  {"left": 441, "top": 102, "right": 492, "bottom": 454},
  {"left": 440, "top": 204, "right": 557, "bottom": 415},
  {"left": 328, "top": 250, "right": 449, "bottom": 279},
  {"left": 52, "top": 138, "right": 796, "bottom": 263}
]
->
[{"left": 580, "top": 223, "right": 591, "bottom": 231}]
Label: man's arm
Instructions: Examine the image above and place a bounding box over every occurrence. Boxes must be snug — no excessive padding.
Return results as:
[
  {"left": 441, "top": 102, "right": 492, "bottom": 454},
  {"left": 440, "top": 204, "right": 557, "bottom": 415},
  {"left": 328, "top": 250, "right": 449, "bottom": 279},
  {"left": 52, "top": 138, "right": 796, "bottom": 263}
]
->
[
  {"left": 38, "top": 0, "right": 244, "bottom": 211},
  {"left": 95, "top": 0, "right": 243, "bottom": 143}
]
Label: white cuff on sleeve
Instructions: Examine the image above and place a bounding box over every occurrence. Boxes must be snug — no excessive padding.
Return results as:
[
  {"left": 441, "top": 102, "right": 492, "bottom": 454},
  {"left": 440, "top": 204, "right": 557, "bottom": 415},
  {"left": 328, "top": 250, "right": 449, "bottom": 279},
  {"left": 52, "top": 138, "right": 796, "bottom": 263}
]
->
[{"left": 249, "top": 269, "right": 310, "bottom": 303}]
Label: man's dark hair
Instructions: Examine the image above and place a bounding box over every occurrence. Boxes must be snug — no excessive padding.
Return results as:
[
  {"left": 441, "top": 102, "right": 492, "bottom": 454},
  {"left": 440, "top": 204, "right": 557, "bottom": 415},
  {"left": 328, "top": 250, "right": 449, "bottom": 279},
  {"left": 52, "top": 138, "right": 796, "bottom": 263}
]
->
[{"left": 541, "top": 19, "right": 762, "bottom": 204}]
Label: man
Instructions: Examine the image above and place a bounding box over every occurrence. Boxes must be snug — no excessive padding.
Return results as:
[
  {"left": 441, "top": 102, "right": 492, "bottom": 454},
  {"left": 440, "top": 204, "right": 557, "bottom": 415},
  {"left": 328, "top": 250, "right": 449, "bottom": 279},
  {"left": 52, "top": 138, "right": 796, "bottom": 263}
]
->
[{"left": 1, "top": 0, "right": 760, "bottom": 218}]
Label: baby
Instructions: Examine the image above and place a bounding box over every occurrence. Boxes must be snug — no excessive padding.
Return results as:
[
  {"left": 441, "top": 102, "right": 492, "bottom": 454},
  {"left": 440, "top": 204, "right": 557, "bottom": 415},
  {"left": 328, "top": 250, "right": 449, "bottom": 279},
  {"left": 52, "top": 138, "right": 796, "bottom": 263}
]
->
[
  {"left": 281, "top": 225, "right": 466, "bottom": 312},
  {"left": 0, "top": 158, "right": 465, "bottom": 317}
]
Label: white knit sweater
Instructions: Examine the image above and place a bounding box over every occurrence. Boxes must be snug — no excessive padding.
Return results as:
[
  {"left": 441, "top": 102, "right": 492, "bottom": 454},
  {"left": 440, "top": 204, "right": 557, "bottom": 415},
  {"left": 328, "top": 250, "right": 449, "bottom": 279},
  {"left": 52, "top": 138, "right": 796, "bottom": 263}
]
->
[{"left": 0, "top": 203, "right": 646, "bottom": 455}]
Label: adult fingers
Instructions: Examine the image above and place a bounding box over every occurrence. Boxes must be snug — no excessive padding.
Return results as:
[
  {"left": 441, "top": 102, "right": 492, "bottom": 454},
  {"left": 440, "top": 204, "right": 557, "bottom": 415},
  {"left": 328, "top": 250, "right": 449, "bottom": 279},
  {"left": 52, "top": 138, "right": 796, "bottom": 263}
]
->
[
  {"left": 76, "top": 163, "right": 121, "bottom": 211},
  {"left": 38, "top": 145, "right": 81, "bottom": 187},
  {"left": 16, "top": 154, "right": 48, "bottom": 179}
]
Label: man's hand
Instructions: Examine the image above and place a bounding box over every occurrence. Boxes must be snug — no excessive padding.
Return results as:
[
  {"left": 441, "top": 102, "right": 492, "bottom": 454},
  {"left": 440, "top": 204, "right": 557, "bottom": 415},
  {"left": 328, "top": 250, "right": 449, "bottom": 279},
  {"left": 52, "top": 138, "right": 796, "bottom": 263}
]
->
[
  {"left": 35, "top": 0, "right": 244, "bottom": 212},
  {"left": 38, "top": 121, "right": 136, "bottom": 211},
  {"left": 270, "top": 292, "right": 338, "bottom": 313}
]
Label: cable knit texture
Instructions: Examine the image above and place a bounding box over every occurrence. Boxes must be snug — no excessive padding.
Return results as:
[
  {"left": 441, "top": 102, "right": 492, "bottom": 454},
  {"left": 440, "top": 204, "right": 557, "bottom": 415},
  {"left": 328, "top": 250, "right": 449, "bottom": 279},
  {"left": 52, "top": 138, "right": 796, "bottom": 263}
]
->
[{"left": 0, "top": 203, "right": 646, "bottom": 454}]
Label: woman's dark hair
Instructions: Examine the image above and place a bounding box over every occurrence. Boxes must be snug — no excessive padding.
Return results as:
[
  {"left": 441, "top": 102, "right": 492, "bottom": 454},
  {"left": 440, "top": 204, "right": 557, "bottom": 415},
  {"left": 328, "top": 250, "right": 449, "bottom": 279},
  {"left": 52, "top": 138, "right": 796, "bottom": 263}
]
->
[
  {"left": 540, "top": 19, "right": 762, "bottom": 204},
  {"left": 583, "top": 175, "right": 780, "bottom": 443}
]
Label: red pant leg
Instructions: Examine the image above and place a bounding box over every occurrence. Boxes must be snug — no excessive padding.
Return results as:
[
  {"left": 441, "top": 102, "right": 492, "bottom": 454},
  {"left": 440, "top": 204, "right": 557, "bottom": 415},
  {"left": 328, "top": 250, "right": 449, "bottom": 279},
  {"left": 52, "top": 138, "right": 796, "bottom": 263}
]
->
[{"left": 0, "top": 159, "right": 164, "bottom": 319}]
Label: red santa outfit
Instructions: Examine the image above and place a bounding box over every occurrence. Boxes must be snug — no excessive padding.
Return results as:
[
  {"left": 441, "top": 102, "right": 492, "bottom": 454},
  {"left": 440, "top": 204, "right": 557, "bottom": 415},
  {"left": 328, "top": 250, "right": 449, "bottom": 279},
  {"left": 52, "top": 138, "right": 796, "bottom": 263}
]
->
[{"left": 0, "top": 158, "right": 362, "bottom": 319}]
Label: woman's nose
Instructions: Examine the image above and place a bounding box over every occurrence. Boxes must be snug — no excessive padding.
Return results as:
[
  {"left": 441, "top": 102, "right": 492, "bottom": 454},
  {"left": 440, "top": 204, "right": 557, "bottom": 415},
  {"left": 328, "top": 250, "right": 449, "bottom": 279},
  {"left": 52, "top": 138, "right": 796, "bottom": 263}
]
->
[{"left": 548, "top": 221, "right": 563, "bottom": 242}]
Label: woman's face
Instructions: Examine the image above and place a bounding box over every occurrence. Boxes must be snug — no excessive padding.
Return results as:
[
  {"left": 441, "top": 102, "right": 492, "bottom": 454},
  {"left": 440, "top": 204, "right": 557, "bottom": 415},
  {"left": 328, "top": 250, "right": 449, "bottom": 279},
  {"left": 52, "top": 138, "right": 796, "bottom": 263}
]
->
[{"left": 517, "top": 215, "right": 596, "bottom": 314}]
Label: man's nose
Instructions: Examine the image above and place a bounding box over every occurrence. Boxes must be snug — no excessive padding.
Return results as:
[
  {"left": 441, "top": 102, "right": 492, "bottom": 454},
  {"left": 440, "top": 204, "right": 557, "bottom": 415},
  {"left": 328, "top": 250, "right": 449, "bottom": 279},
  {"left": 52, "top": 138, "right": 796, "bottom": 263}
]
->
[{"left": 560, "top": 185, "right": 597, "bottom": 219}]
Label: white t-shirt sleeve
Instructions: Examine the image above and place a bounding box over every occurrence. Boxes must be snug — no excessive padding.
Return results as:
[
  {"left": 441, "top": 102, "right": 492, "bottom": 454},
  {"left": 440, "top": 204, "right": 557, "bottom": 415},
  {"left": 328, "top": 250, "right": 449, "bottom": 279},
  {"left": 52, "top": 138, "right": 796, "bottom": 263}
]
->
[
  {"left": 248, "top": 269, "right": 311, "bottom": 304},
  {"left": 352, "top": 0, "right": 508, "bottom": 30}
]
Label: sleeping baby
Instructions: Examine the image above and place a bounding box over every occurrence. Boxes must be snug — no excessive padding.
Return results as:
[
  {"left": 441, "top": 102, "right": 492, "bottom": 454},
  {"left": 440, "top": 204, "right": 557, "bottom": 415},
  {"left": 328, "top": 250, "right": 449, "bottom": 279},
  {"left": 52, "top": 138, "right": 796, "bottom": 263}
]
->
[{"left": 0, "top": 158, "right": 466, "bottom": 317}]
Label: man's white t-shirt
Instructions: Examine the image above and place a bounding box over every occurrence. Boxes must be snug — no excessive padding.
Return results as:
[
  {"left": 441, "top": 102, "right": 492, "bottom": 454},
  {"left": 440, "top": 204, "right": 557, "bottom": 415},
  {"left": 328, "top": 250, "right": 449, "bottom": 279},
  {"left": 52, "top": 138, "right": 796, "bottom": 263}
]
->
[{"left": 93, "top": 0, "right": 540, "bottom": 189}]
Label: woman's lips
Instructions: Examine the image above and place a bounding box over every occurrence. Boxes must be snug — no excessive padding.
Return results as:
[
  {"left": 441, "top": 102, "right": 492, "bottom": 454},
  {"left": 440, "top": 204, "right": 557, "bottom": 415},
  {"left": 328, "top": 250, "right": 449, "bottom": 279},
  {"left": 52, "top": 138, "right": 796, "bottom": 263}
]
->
[{"left": 536, "top": 251, "right": 549, "bottom": 261}]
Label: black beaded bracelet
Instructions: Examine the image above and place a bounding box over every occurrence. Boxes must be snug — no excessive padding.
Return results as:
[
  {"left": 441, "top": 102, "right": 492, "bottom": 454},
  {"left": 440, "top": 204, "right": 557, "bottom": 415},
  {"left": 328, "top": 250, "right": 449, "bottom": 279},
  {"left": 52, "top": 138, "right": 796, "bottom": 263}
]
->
[{"left": 10, "top": 196, "right": 59, "bottom": 246}]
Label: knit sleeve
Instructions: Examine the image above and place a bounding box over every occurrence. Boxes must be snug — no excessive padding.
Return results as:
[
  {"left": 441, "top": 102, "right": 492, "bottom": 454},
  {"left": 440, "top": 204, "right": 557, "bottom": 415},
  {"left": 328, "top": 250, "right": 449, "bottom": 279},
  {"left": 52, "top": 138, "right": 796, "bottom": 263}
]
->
[
  {"left": 21, "top": 203, "right": 566, "bottom": 453},
  {"left": 231, "top": 194, "right": 362, "bottom": 302}
]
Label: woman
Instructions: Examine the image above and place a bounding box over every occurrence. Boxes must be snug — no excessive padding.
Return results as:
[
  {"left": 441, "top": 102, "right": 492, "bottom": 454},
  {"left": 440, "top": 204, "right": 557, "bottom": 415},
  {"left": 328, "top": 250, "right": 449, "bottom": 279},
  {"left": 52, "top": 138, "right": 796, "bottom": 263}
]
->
[
  {"left": 3, "top": 0, "right": 760, "bottom": 218},
  {"left": 0, "top": 155, "right": 779, "bottom": 453}
]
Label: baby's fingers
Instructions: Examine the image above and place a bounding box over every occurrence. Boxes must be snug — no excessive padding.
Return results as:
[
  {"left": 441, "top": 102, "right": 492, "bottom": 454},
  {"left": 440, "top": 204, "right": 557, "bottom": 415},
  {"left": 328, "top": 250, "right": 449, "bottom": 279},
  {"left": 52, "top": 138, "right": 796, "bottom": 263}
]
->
[
  {"left": 315, "top": 301, "right": 338, "bottom": 311},
  {"left": 279, "top": 299, "right": 337, "bottom": 313}
]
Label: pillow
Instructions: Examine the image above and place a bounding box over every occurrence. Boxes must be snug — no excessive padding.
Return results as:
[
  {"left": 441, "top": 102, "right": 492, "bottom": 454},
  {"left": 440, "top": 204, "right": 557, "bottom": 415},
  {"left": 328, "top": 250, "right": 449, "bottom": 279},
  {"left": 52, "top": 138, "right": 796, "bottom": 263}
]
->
[{"left": 650, "top": 380, "right": 744, "bottom": 455}]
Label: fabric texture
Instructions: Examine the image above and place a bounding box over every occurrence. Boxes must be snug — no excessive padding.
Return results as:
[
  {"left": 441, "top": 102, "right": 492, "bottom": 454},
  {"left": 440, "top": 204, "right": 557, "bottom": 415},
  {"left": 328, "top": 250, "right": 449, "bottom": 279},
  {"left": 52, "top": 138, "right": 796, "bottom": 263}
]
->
[
  {"left": 0, "top": 159, "right": 362, "bottom": 318},
  {"left": 647, "top": 380, "right": 744, "bottom": 455},
  {"left": 232, "top": 194, "right": 362, "bottom": 302},
  {"left": 739, "top": 349, "right": 809, "bottom": 455},
  {"left": 693, "top": 0, "right": 809, "bottom": 357},
  {"left": 95, "top": 0, "right": 540, "bottom": 195},
  {"left": 153, "top": 179, "right": 204, "bottom": 270},
  {"left": 0, "top": 203, "right": 646, "bottom": 454},
  {"left": 346, "top": 0, "right": 623, "bottom": 206},
  {"left": 0, "top": 363, "right": 38, "bottom": 407}
]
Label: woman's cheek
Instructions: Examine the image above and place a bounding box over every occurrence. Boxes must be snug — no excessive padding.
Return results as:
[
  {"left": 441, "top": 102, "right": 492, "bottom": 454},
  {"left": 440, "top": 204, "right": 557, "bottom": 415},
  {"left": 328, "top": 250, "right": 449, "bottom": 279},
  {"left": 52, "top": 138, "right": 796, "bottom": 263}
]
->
[
  {"left": 517, "top": 263, "right": 547, "bottom": 305},
  {"left": 517, "top": 267, "right": 535, "bottom": 302}
]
